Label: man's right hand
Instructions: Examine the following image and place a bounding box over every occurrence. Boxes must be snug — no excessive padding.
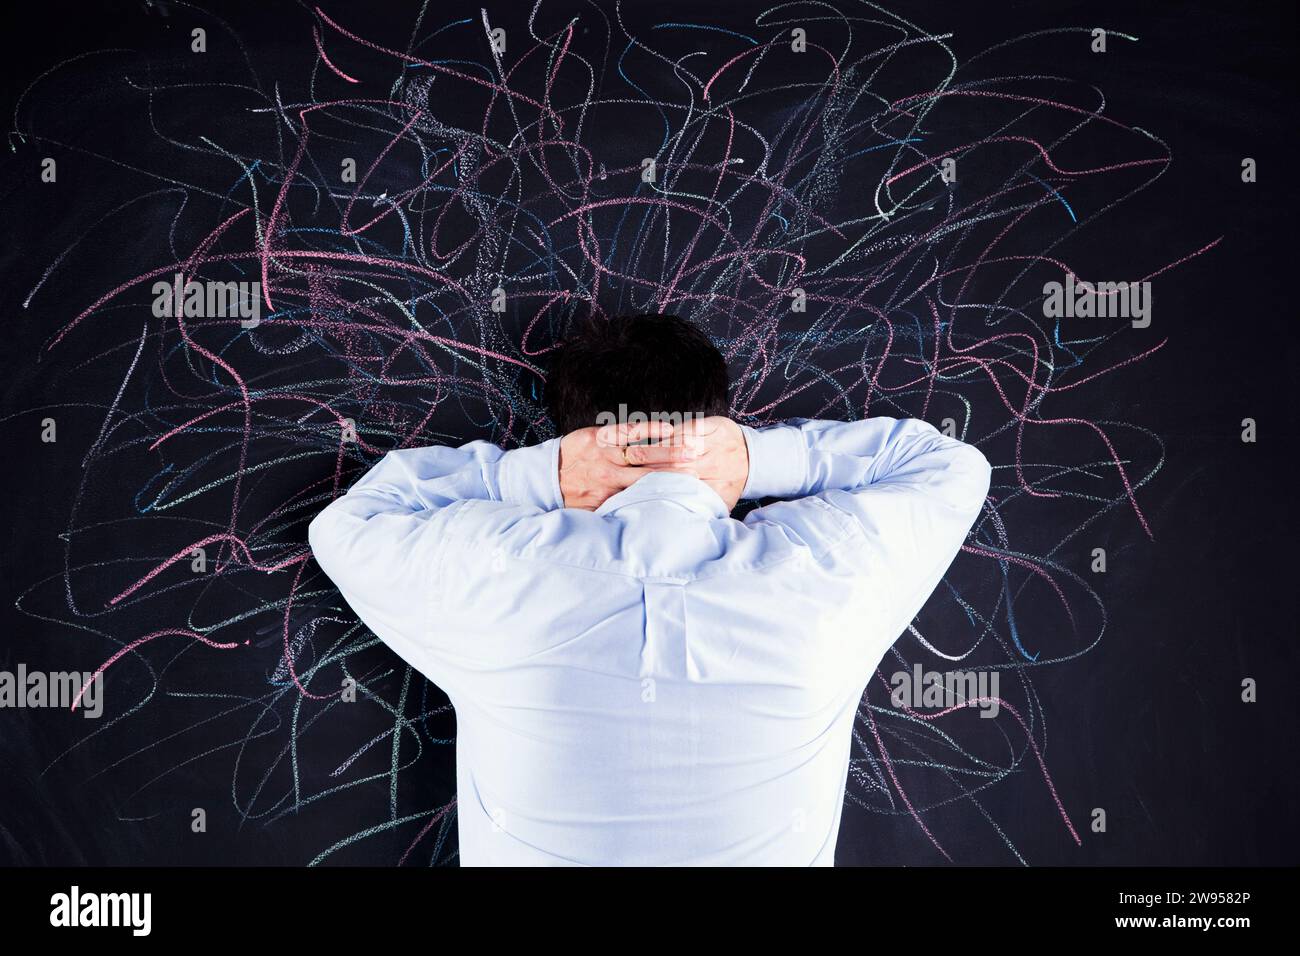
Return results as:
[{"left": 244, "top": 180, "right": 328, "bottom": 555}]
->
[
  {"left": 672, "top": 417, "right": 750, "bottom": 510},
  {"left": 558, "top": 420, "right": 696, "bottom": 510},
  {"left": 634, "top": 416, "right": 750, "bottom": 511}
]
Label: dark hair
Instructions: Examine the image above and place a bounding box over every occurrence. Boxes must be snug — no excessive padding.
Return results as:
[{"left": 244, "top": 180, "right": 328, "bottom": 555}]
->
[{"left": 544, "top": 313, "right": 729, "bottom": 434}]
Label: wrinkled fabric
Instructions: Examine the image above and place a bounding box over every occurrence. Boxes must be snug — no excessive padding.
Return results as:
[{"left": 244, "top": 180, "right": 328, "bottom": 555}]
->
[{"left": 308, "top": 417, "right": 991, "bottom": 866}]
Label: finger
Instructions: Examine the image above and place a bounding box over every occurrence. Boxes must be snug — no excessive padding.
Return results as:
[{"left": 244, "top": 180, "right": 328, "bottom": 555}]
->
[
  {"left": 674, "top": 421, "right": 727, "bottom": 454},
  {"left": 676, "top": 415, "right": 726, "bottom": 438},
  {"left": 595, "top": 419, "right": 675, "bottom": 447},
  {"left": 638, "top": 461, "right": 699, "bottom": 474},
  {"left": 595, "top": 442, "right": 675, "bottom": 467},
  {"left": 623, "top": 442, "right": 696, "bottom": 466},
  {"left": 676, "top": 433, "right": 716, "bottom": 456}
]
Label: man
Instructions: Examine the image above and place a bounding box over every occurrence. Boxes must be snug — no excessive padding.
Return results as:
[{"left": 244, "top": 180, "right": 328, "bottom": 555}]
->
[{"left": 308, "top": 313, "right": 991, "bottom": 866}]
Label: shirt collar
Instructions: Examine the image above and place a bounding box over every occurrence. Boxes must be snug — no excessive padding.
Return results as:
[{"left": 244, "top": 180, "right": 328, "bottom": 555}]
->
[{"left": 594, "top": 471, "right": 729, "bottom": 519}]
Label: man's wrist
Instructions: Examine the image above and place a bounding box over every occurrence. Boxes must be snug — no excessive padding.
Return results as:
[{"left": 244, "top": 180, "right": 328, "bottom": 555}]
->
[
  {"left": 496, "top": 437, "right": 565, "bottom": 511},
  {"left": 738, "top": 422, "right": 808, "bottom": 500}
]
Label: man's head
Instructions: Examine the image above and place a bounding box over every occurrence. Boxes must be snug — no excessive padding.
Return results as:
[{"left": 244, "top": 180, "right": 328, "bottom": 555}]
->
[{"left": 544, "top": 313, "right": 729, "bottom": 435}]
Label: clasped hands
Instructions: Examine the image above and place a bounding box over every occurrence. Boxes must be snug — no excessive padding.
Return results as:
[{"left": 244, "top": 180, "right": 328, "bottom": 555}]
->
[{"left": 559, "top": 417, "right": 750, "bottom": 512}]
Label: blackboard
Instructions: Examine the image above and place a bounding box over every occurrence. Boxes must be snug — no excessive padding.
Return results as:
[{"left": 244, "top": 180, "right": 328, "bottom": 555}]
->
[{"left": 0, "top": 0, "right": 1294, "bottom": 866}]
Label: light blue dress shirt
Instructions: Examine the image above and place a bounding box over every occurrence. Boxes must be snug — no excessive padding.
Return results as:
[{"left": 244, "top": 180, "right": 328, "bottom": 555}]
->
[{"left": 308, "top": 417, "right": 991, "bottom": 865}]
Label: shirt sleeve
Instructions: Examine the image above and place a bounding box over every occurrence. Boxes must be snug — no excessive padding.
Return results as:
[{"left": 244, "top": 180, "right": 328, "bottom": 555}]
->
[
  {"left": 306, "top": 437, "right": 563, "bottom": 685},
  {"left": 739, "top": 417, "right": 992, "bottom": 680}
]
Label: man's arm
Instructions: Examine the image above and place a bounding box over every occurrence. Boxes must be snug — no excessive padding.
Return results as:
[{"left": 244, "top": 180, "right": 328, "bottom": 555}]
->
[
  {"left": 306, "top": 438, "right": 566, "bottom": 683},
  {"left": 738, "top": 416, "right": 992, "bottom": 675},
  {"left": 307, "top": 424, "right": 691, "bottom": 685}
]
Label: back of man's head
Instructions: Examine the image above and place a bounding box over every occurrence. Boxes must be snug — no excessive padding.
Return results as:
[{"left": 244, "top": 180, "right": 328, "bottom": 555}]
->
[{"left": 544, "top": 313, "right": 729, "bottom": 434}]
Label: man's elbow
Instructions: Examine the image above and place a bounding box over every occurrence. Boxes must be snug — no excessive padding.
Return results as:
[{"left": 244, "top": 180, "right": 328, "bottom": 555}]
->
[
  {"left": 307, "top": 505, "right": 342, "bottom": 575},
  {"left": 957, "top": 443, "right": 992, "bottom": 513}
]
